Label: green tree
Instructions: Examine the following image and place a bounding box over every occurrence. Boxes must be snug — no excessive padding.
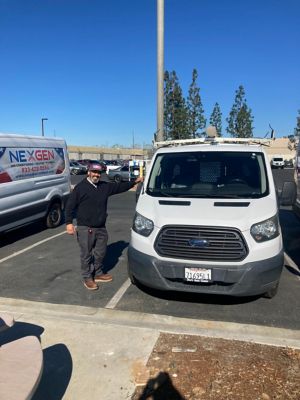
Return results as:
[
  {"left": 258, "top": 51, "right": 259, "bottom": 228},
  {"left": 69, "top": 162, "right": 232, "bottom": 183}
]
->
[
  {"left": 186, "top": 69, "right": 206, "bottom": 138},
  {"left": 209, "top": 102, "right": 222, "bottom": 136},
  {"left": 226, "top": 85, "right": 254, "bottom": 137},
  {"left": 294, "top": 109, "right": 300, "bottom": 138},
  {"left": 164, "top": 70, "right": 189, "bottom": 140},
  {"left": 164, "top": 70, "right": 173, "bottom": 140}
]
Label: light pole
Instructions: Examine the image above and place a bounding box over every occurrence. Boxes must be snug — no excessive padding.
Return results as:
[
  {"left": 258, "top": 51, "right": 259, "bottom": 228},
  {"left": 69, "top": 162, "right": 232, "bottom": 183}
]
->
[
  {"left": 156, "top": 0, "right": 164, "bottom": 142},
  {"left": 41, "top": 118, "right": 48, "bottom": 137}
]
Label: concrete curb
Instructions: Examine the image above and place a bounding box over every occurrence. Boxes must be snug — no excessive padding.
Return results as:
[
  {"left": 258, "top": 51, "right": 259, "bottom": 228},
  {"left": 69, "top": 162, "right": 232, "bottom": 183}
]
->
[{"left": 1, "top": 297, "right": 299, "bottom": 350}]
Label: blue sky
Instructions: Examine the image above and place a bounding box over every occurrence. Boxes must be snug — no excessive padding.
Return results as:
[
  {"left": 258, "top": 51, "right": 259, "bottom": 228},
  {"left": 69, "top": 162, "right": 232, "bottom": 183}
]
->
[{"left": 0, "top": 0, "right": 299, "bottom": 147}]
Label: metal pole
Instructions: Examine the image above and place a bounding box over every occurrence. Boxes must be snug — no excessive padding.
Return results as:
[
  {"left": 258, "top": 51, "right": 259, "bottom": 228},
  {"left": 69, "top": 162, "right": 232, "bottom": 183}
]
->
[
  {"left": 41, "top": 118, "right": 48, "bottom": 136},
  {"left": 156, "top": 0, "right": 164, "bottom": 142}
]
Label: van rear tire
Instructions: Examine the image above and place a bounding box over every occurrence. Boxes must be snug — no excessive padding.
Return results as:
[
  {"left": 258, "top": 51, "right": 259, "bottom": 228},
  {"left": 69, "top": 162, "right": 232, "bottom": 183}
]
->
[{"left": 46, "top": 202, "right": 62, "bottom": 228}]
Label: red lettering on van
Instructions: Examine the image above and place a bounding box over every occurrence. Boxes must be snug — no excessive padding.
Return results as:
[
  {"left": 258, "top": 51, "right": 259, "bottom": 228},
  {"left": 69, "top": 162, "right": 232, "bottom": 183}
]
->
[{"left": 35, "top": 149, "right": 54, "bottom": 161}]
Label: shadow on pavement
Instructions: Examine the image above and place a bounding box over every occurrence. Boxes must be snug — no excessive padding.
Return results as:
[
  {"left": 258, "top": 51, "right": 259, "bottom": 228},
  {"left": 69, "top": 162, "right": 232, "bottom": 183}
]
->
[
  {"left": 0, "top": 321, "right": 73, "bottom": 400},
  {"left": 134, "top": 372, "right": 186, "bottom": 400},
  {"left": 104, "top": 240, "right": 129, "bottom": 273},
  {"left": 0, "top": 221, "right": 47, "bottom": 247},
  {"left": 32, "top": 343, "right": 73, "bottom": 400},
  {"left": 0, "top": 321, "right": 44, "bottom": 345},
  {"left": 285, "top": 265, "right": 300, "bottom": 277},
  {"left": 280, "top": 209, "right": 300, "bottom": 267}
]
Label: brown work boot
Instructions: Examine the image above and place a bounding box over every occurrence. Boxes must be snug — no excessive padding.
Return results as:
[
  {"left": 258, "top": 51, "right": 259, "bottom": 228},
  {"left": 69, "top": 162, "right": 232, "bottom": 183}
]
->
[
  {"left": 83, "top": 279, "right": 98, "bottom": 290},
  {"left": 94, "top": 273, "right": 113, "bottom": 283}
]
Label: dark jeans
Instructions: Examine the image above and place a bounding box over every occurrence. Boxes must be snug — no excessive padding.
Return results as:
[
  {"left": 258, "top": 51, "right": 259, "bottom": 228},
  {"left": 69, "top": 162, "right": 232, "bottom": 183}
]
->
[{"left": 76, "top": 226, "right": 108, "bottom": 280}]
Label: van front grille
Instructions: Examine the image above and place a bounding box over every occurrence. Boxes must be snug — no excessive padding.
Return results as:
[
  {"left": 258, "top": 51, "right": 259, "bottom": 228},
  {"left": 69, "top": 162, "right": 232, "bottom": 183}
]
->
[{"left": 154, "top": 225, "right": 248, "bottom": 262}]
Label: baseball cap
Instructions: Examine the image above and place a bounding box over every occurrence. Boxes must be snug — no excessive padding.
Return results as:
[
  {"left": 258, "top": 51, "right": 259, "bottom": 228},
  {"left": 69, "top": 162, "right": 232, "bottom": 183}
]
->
[{"left": 88, "top": 163, "right": 103, "bottom": 172}]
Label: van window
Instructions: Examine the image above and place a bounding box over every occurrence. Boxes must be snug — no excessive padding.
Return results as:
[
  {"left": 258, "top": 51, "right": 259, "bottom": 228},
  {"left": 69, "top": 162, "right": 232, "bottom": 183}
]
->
[{"left": 147, "top": 151, "right": 268, "bottom": 199}]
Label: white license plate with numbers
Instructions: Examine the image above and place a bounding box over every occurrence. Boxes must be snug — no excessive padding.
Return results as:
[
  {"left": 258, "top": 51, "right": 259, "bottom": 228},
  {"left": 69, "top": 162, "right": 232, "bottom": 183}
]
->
[{"left": 184, "top": 268, "right": 212, "bottom": 282}]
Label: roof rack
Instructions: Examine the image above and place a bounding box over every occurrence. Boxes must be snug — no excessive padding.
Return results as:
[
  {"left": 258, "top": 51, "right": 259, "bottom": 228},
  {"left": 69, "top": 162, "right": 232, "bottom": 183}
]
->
[{"left": 153, "top": 137, "right": 273, "bottom": 149}]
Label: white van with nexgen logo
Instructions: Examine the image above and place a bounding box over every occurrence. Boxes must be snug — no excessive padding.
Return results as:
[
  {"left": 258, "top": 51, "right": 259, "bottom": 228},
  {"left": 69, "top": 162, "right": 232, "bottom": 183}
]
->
[
  {"left": 128, "top": 138, "right": 296, "bottom": 298},
  {"left": 0, "top": 133, "right": 71, "bottom": 233}
]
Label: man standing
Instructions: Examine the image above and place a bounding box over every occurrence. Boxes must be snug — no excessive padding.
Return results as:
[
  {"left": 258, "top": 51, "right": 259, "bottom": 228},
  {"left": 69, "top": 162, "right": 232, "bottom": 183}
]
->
[{"left": 65, "top": 162, "right": 143, "bottom": 290}]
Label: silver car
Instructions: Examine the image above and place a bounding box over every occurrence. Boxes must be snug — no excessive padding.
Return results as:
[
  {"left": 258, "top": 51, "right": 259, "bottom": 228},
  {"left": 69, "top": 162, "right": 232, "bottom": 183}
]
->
[
  {"left": 108, "top": 165, "right": 139, "bottom": 182},
  {"left": 70, "top": 161, "right": 87, "bottom": 175}
]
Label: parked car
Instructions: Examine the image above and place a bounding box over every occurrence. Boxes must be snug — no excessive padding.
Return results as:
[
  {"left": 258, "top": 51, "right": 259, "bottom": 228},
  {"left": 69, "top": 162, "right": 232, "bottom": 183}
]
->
[
  {"left": 271, "top": 155, "right": 284, "bottom": 169},
  {"left": 104, "top": 160, "right": 122, "bottom": 172},
  {"left": 69, "top": 161, "right": 87, "bottom": 175},
  {"left": 108, "top": 165, "right": 139, "bottom": 182},
  {"left": 284, "top": 159, "right": 294, "bottom": 168}
]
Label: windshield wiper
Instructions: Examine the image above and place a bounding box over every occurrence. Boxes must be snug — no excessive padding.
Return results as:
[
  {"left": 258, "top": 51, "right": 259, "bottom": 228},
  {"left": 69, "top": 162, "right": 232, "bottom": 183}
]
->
[{"left": 148, "top": 188, "right": 174, "bottom": 197}]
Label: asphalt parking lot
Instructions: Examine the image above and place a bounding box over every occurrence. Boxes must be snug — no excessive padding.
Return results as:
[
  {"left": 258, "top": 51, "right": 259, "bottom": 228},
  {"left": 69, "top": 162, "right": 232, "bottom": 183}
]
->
[{"left": 0, "top": 170, "right": 299, "bottom": 331}]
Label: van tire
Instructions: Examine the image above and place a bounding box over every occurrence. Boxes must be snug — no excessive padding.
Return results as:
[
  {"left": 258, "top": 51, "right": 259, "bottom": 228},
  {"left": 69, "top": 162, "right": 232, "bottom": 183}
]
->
[
  {"left": 263, "top": 282, "right": 279, "bottom": 299},
  {"left": 46, "top": 202, "right": 62, "bottom": 228}
]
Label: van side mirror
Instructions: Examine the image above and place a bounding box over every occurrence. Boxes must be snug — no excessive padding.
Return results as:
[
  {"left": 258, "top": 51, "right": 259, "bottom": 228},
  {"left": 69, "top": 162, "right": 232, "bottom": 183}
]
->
[{"left": 280, "top": 181, "right": 296, "bottom": 206}]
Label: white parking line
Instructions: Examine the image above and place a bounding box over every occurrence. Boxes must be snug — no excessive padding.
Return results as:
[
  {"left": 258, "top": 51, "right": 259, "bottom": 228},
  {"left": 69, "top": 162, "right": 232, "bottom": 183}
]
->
[
  {"left": 105, "top": 278, "right": 131, "bottom": 309},
  {"left": 0, "top": 231, "right": 66, "bottom": 264}
]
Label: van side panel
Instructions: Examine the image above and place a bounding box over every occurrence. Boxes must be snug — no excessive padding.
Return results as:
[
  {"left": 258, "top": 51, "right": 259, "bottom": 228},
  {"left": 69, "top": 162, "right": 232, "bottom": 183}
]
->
[{"left": 0, "top": 134, "right": 71, "bottom": 232}]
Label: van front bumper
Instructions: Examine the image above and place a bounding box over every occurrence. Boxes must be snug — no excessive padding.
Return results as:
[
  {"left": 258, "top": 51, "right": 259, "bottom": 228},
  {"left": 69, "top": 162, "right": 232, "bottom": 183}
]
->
[{"left": 127, "top": 246, "right": 284, "bottom": 297}]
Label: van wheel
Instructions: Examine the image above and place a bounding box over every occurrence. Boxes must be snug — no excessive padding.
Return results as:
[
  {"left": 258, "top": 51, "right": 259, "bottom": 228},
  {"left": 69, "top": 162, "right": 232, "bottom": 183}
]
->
[
  {"left": 46, "top": 202, "right": 62, "bottom": 228},
  {"left": 263, "top": 282, "right": 279, "bottom": 299}
]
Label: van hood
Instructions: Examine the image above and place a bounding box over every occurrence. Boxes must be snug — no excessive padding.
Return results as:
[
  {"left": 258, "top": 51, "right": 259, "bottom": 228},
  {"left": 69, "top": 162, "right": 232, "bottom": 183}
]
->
[{"left": 137, "top": 196, "right": 278, "bottom": 232}]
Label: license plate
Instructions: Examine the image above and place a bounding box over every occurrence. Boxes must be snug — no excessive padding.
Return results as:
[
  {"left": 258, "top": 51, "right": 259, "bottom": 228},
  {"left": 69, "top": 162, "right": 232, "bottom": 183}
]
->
[{"left": 184, "top": 267, "right": 212, "bottom": 282}]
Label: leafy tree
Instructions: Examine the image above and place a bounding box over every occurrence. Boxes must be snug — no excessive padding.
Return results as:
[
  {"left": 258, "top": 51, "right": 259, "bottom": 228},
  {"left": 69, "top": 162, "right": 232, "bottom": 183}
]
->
[
  {"left": 172, "top": 84, "right": 189, "bottom": 140},
  {"left": 186, "top": 69, "right": 206, "bottom": 138},
  {"left": 209, "top": 102, "right": 222, "bottom": 136},
  {"left": 164, "top": 70, "right": 189, "bottom": 140},
  {"left": 226, "top": 85, "right": 254, "bottom": 137},
  {"left": 164, "top": 70, "right": 173, "bottom": 140},
  {"left": 294, "top": 109, "right": 300, "bottom": 138}
]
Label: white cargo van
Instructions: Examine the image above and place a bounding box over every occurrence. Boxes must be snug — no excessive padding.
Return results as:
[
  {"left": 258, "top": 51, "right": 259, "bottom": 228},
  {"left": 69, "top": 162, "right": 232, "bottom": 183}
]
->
[
  {"left": 128, "top": 137, "right": 296, "bottom": 298},
  {"left": 271, "top": 155, "right": 284, "bottom": 169},
  {"left": 0, "top": 133, "right": 71, "bottom": 233}
]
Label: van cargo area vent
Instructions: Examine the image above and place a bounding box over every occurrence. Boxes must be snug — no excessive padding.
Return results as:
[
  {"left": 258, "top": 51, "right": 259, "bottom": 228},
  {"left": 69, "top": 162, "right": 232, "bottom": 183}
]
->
[{"left": 154, "top": 225, "right": 248, "bottom": 262}]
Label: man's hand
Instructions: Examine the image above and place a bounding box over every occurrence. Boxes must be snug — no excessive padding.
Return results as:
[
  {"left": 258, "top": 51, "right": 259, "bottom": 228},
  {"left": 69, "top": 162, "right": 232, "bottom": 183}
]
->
[
  {"left": 66, "top": 223, "right": 76, "bottom": 235},
  {"left": 134, "top": 176, "right": 144, "bottom": 185}
]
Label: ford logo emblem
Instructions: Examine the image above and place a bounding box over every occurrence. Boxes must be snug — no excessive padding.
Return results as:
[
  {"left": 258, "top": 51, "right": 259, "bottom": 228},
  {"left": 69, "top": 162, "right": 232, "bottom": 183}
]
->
[{"left": 188, "top": 239, "right": 209, "bottom": 248}]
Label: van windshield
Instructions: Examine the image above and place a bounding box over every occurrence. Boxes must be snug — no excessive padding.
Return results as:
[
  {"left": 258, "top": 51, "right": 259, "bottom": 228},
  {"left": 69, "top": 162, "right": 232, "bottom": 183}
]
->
[{"left": 147, "top": 151, "right": 269, "bottom": 199}]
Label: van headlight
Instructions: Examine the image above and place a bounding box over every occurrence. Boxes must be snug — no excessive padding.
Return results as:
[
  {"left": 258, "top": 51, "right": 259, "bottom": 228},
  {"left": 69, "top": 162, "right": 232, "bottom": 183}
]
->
[
  {"left": 250, "top": 215, "right": 279, "bottom": 242},
  {"left": 133, "top": 212, "right": 154, "bottom": 237}
]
